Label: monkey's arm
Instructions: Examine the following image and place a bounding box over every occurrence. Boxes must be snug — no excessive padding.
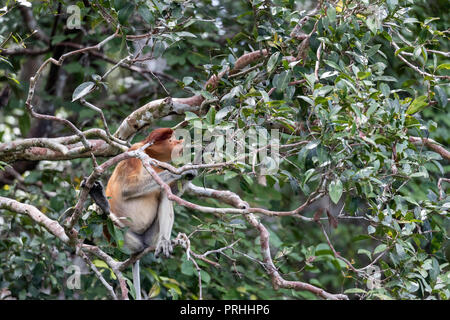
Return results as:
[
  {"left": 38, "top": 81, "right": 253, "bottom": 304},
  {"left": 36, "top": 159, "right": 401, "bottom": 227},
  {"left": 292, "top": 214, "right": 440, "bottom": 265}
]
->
[
  {"left": 82, "top": 180, "right": 111, "bottom": 215},
  {"left": 122, "top": 169, "right": 197, "bottom": 200}
]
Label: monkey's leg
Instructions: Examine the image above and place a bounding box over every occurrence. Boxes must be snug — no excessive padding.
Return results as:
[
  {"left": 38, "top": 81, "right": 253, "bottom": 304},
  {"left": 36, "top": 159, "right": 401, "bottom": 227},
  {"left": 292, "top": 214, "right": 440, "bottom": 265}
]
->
[
  {"left": 124, "top": 230, "right": 145, "bottom": 253},
  {"left": 148, "top": 190, "right": 174, "bottom": 258},
  {"left": 143, "top": 216, "right": 160, "bottom": 249}
]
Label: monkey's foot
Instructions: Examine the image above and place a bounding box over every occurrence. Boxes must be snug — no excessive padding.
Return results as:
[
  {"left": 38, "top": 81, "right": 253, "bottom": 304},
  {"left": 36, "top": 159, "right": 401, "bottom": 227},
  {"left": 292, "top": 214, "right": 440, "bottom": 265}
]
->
[
  {"left": 173, "top": 233, "right": 191, "bottom": 260},
  {"left": 155, "top": 238, "right": 173, "bottom": 258}
]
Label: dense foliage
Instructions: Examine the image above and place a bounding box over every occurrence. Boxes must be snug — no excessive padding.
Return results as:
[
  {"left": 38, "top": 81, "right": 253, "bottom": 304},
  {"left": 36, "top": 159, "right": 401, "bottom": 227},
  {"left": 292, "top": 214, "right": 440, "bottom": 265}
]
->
[{"left": 0, "top": 0, "right": 449, "bottom": 300}]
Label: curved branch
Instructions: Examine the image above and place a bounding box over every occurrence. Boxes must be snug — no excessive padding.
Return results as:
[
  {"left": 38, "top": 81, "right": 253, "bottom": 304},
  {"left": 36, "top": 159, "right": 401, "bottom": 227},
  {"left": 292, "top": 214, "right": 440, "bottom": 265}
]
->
[
  {"left": 185, "top": 182, "right": 250, "bottom": 209},
  {"left": 181, "top": 181, "right": 348, "bottom": 299},
  {"left": 245, "top": 212, "right": 348, "bottom": 300},
  {"left": 113, "top": 50, "right": 268, "bottom": 141},
  {"left": 0, "top": 196, "right": 69, "bottom": 243},
  {"left": 409, "top": 136, "right": 450, "bottom": 161}
]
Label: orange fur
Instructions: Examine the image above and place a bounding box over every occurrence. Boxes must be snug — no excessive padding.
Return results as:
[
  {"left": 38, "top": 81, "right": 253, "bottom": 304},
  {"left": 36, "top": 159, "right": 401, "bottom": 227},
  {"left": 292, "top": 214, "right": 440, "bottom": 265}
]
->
[{"left": 105, "top": 128, "right": 183, "bottom": 235}]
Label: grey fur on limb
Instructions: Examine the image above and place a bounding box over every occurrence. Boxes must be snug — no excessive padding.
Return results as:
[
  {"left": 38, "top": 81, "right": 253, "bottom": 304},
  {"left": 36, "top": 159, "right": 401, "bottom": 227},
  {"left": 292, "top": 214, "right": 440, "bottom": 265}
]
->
[{"left": 122, "top": 169, "right": 197, "bottom": 200}]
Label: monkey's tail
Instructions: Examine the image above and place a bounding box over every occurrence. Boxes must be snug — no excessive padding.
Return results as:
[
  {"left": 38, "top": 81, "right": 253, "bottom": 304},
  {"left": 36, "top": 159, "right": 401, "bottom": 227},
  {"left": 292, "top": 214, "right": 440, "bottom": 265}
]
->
[{"left": 132, "top": 261, "right": 142, "bottom": 300}]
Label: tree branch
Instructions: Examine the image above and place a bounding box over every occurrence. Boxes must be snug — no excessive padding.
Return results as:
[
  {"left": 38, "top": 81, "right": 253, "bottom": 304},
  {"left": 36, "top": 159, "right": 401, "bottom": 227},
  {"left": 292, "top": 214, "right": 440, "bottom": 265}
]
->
[
  {"left": 113, "top": 50, "right": 269, "bottom": 141},
  {"left": 409, "top": 136, "right": 450, "bottom": 161}
]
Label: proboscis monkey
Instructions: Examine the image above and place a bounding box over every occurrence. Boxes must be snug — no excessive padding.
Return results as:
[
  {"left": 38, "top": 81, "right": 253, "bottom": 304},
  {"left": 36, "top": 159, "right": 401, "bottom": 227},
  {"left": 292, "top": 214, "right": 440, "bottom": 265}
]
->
[{"left": 92, "top": 128, "right": 196, "bottom": 299}]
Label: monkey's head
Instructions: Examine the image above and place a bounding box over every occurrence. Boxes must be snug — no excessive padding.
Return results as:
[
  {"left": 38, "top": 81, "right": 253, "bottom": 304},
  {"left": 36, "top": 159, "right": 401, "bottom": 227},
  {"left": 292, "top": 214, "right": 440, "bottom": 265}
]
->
[{"left": 144, "top": 128, "right": 184, "bottom": 162}]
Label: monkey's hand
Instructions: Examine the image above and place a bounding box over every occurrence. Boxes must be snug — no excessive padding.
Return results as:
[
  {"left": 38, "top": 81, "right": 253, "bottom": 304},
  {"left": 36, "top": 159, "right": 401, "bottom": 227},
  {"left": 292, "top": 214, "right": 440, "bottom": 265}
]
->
[
  {"left": 155, "top": 237, "right": 173, "bottom": 258},
  {"left": 81, "top": 179, "right": 110, "bottom": 215},
  {"left": 181, "top": 169, "right": 198, "bottom": 180}
]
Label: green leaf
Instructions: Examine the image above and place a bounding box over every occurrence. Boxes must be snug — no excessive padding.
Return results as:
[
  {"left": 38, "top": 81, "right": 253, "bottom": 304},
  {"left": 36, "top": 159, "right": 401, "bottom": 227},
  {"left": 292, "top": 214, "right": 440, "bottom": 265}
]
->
[
  {"left": 206, "top": 106, "right": 216, "bottom": 125},
  {"left": 406, "top": 95, "right": 428, "bottom": 115},
  {"left": 380, "top": 83, "right": 390, "bottom": 98},
  {"left": 181, "top": 260, "right": 194, "bottom": 276},
  {"left": 215, "top": 106, "right": 232, "bottom": 122},
  {"left": 200, "top": 270, "right": 211, "bottom": 283},
  {"left": 183, "top": 76, "right": 193, "bottom": 86},
  {"left": 176, "top": 31, "right": 197, "bottom": 38},
  {"left": 324, "top": 60, "right": 341, "bottom": 71},
  {"left": 327, "top": 6, "right": 336, "bottom": 23},
  {"left": 395, "top": 46, "right": 412, "bottom": 56},
  {"left": 114, "top": 0, "right": 127, "bottom": 10},
  {"left": 224, "top": 170, "right": 238, "bottom": 181},
  {"left": 274, "top": 70, "right": 291, "bottom": 91},
  {"left": 153, "top": 40, "right": 166, "bottom": 58},
  {"left": 72, "top": 81, "right": 95, "bottom": 102},
  {"left": 0, "top": 56, "right": 13, "bottom": 69},
  {"left": 366, "top": 17, "right": 378, "bottom": 34},
  {"left": 387, "top": 0, "right": 398, "bottom": 11},
  {"left": 138, "top": 5, "right": 154, "bottom": 23},
  {"left": 429, "top": 258, "right": 440, "bottom": 281},
  {"left": 148, "top": 282, "right": 160, "bottom": 299},
  {"left": 19, "top": 113, "right": 31, "bottom": 137},
  {"left": 434, "top": 86, "right": 447, "bottom": 107},
  {"left": 164, "top": 283, "right": 181, "bottom": 295},
  {"left": 267, "top": 52, "right": 280, "bottom": 73},
  {"left": 357, "top": 71, "right": 371, "bottom": 80},
  {"left": 328, "top": 179, "right": 343, "bottom": 204},
  {"left": 436, "top": 63, "right": 450, "bottom": 70},
  {"left": 315, "top": 243, "right": 332, "bottom": 255},
  {"left": 357, "top": 248, "right": 372, "bottom": 259},
  {"left": 373, "top": 244, "right": 387, "bottom": 255},
  {"left": 303, "top": 168, "right": 316, "bottom": 185},
  {"left": 118, "top": 3, "right": 135, "bottom": 25},
  {"left": 185, "top": 111, "right": 199, "bottom": 121},
  {"left": 344, "top": 288, "right": 367, "bottom": 294},
  {"left": 366, "top": 44, "right": 381, "bottom": 57}
]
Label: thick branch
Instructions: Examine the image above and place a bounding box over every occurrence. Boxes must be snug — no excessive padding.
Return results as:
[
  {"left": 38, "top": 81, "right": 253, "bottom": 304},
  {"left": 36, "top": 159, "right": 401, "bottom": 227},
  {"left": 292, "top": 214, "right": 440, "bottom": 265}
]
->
[
  {"left": 186, "top": 182, "right": 249, "bottom": 209},
  {"left": 113, "top": 50, "right": 268, "bottom": 141}
]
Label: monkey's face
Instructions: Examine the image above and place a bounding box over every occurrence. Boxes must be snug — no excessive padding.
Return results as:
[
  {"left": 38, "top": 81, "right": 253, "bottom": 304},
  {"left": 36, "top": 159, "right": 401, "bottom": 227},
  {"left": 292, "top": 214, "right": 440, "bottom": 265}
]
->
[
  {"left": 147, "top": 135, "right": 184, "bottom": 162},
  {"left": 168, "top": 135, "right": 184, "bottom": 160}
]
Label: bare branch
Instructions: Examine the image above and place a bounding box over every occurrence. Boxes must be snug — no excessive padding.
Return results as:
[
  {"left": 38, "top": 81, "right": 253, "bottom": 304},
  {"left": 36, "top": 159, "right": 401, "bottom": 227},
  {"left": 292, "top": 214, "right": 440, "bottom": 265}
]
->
[
  {"left": 77, "top": 249, "right": 118, "bottom": 300},
  {"left": 390, "top": 39, "right": 450, "bottom": 80},
  {"left": 409, "top": 136, "right": 450, "bottom": 161},
  {"left": 0, "top": 196, "right": 70, "bottom": 243},
  {"left": 245, "top": 212, "right": 348, "bottom": 300}
]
